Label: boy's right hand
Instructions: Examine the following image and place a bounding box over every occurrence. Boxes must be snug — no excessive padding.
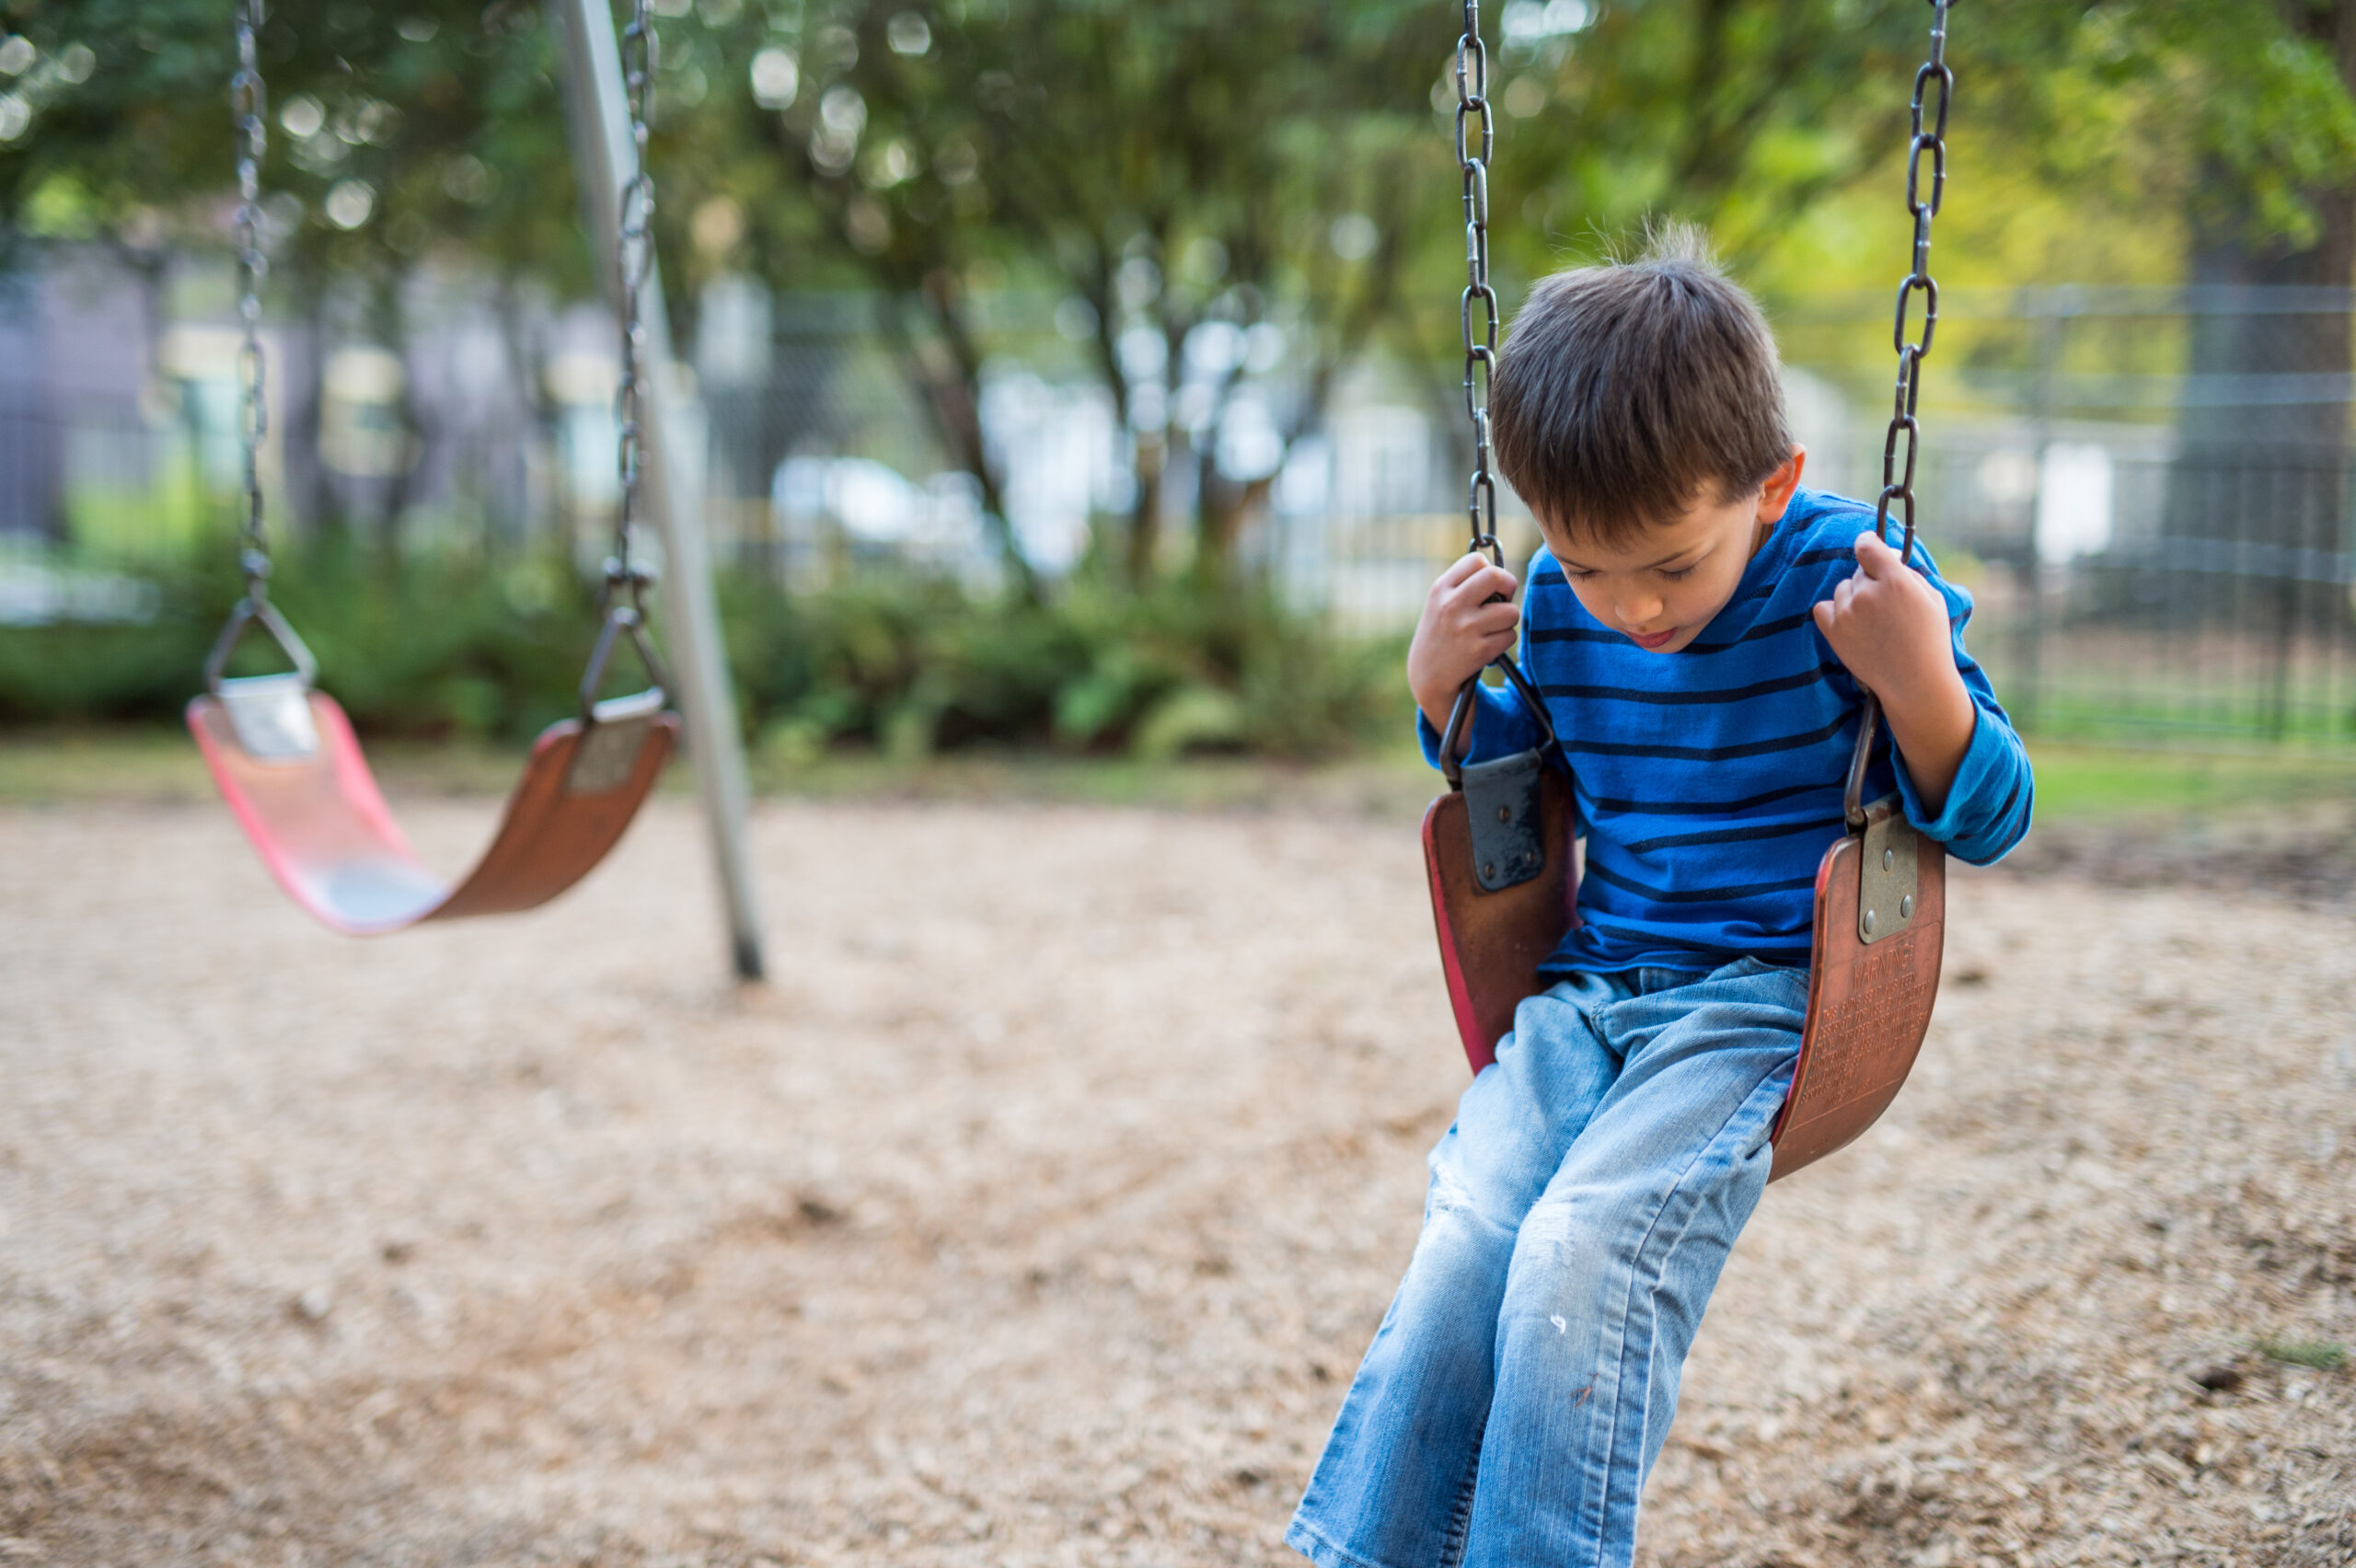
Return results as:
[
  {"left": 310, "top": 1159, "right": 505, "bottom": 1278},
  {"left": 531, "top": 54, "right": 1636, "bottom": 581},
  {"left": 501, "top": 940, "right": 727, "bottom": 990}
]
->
[{"left": 1408, "top": 552, "right": 1521, "bottom": 742}]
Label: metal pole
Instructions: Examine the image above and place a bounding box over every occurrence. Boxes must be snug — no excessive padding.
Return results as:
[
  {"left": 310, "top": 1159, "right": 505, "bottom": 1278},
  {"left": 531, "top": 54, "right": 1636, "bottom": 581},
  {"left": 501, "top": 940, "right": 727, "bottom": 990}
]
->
[{"left": 550, "top": 0, "right": 767, "bottom": 981}]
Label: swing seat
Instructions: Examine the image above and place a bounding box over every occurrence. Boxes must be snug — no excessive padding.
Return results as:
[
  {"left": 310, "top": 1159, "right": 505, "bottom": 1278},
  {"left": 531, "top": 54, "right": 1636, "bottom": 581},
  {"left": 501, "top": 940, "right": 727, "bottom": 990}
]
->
[
  {"left": 1420, "top": 767, "right": 1577, "bottom": 1073},
  {"left": 188, "top": 678, "right": 676, "bottom": 935},
  {"left": 1422, "top": 784, "right": 1944, "bottom": 1182},
  {"left": 1773, "top": 799, "right": 1946, "bottom": 1178}
]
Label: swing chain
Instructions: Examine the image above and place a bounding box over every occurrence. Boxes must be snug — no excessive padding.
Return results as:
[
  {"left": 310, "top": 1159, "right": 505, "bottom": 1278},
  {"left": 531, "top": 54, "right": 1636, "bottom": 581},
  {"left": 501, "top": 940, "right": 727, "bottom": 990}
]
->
[
  {"left": 1437, "top": 0, "right": 1558, "bottom": 783},
  {"left": 608, "top": 0, "right": 658, "bottom": 620},
  {"left": 1876, "top": 0, "right": 1953, "bottom": 570},
  {"left": 231, "top": 0, "right": 271, "bottom": 606},
  {"left": 1851, "top": 0, "right": 1956, "bottom": 828},
  {"left": 1454, "top": 0, "right": 1500, "bottom": 567}
]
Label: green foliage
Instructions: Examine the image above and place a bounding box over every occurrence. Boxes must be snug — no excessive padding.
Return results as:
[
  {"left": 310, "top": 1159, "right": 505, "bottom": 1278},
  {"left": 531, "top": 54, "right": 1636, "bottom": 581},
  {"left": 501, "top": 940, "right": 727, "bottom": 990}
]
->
[
  {"left": 11, "top": 1, "right": 2355, "bottom": 306},
  {"left": 2255, "top": 1335, "right": 2349, "bottom": 1372},
  {"left": 647, "top": 0, "right": 1461, "bottom": 584},
  {"left": 0, "top": 541, "right": 595, "bottom": 734},
  {"left": 726, "top": 567, "right": 1401, "bottom": 763},
  {"left": 3, "top": 2, "right": 588, "bottom": 293},
  {"left": 0, "top": 544, "right": 1404, "bottom": 761}
]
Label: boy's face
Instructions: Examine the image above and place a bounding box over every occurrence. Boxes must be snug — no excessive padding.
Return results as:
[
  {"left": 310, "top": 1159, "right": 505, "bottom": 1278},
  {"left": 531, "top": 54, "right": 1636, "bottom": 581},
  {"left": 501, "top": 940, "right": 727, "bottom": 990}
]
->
[{"left": 1539, "top": 447, "right": 1805, "bottom": 655}]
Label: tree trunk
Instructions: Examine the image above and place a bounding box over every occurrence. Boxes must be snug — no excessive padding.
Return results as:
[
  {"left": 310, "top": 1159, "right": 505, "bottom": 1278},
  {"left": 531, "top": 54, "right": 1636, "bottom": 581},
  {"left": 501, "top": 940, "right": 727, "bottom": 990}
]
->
[
  {"left": 884, "top": 282, "right": 1038, "bottom": 602},
  {"left": 2162, "top": 0, "right": 2355, "bottom": 714}
]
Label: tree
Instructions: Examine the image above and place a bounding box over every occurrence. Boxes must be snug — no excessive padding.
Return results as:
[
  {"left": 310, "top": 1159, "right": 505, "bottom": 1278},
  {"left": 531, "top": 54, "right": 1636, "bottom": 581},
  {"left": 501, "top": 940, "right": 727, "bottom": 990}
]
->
[
  {"left": 3, "top": 0, "right": 599, "bottom": 544},
  {"left": 642, "top": 0, "right": 1460, "bottom": 592}
]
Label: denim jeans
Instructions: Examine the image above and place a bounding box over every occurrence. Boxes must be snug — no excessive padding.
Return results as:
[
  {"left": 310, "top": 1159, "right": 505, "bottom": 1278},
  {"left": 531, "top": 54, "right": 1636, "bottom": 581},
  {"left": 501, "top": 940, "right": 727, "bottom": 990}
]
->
[{"left": 1287, "top": 958, "right": 1808, "bottom": 1568}]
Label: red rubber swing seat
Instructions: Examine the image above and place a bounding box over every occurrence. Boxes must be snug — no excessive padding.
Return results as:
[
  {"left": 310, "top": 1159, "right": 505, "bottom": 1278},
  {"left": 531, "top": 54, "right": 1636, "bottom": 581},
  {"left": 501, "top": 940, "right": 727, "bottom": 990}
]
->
[
  {"left": 192, "top": 0, "right": 687, "bottom": 940},
  {"left": 1421, "top": 690, "right": 1946, "bottom": 1184},
  {"left": 188, "top": 602, "right": 676, "bottom": 936}
]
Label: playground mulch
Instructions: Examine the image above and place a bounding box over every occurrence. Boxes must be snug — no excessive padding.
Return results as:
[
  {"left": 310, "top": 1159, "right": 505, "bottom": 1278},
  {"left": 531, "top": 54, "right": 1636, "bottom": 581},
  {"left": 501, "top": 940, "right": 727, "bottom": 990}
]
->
[{"left": 1, "top": 794, "right": 2350, "bottom": 1567}]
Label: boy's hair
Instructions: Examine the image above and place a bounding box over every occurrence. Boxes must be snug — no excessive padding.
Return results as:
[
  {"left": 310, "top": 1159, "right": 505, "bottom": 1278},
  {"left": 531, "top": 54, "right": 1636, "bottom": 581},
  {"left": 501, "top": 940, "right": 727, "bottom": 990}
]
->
[{"left": 1490, "top": 222, "right": 1792, "bottom": 548}]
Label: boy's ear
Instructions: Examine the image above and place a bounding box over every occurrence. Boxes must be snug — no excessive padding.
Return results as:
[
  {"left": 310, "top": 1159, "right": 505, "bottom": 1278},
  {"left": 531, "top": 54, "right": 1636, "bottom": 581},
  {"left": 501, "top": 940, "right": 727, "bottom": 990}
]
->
[{"left": 1756, "top": 445, "right": 1807, "bottom": 523}]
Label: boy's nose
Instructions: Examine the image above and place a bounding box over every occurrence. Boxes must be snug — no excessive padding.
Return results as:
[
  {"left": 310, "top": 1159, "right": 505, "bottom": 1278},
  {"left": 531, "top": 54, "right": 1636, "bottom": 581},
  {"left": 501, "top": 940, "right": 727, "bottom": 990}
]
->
[{"left": 1615, "top": 590, "right": 1664, "bottom": 628}]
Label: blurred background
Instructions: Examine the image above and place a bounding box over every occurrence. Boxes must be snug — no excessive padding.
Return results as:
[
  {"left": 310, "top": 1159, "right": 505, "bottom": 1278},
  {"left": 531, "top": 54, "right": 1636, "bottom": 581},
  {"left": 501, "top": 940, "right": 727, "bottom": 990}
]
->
[
  {"left": 3, "top": 8, "right": 2354, "bottom": 1565},
  {"left": 1, "top": 0, "right": 2352, "bottom": 797}
]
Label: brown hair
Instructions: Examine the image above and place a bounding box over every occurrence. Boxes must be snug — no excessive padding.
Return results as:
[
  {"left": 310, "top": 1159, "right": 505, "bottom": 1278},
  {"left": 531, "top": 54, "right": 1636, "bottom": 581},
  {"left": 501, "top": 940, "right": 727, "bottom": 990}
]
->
[{"left": 1489, "top": 222, "right": 1791, "bottom": 548}]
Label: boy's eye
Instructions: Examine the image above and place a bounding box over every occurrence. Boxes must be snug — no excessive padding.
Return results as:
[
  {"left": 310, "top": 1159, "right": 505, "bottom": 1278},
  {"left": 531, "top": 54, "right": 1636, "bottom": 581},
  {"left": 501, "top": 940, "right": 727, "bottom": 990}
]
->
[{"left": 1657, "top": 565, "right": 1697, "bottom": 582}]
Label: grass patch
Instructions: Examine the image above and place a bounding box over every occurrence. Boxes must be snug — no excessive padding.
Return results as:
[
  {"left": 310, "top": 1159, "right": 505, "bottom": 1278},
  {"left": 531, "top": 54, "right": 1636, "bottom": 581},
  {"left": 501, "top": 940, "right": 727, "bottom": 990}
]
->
[
  {"left": 2024, "top": 741, "right": 2354, "bottom": 824},
  {"left": 2255, "top": 1336, "right": 2349, "bottom": 1372},
  {"left": 0, "top": 721, "right": 1443, "bottom": 818},
  {"left": 4, "top": 726, "right": 2348, "bottom": 836},
  {"left": 0, "top": 724, "right": 607, "bottom": 806},
  {"left": 749, "top": 737, "right": 1438, "bottom": 819}
]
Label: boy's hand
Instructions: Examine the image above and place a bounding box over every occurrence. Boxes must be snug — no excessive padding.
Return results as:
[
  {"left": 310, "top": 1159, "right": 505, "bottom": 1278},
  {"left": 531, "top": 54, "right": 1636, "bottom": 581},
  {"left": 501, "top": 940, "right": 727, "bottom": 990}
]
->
[
  {"left": 1812, "top": 531, "right": 1976, "bottom": 813},
  {"left": 1409, "top": 552, "right": 1521, "bottom": 743}
]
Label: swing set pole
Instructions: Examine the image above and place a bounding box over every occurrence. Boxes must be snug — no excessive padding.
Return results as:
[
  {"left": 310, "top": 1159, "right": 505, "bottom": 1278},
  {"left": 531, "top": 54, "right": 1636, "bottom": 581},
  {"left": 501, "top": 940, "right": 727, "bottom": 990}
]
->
[{"left": 549, "top": 0, "right": 767, "bottom": 983}]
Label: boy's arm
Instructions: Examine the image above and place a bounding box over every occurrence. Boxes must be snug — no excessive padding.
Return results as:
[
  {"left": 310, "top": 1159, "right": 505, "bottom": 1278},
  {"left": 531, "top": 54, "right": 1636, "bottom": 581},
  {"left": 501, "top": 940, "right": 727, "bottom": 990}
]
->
[
  {"left": 1410, "top": 552, "right": 1542, "bottom": 769},
  {"left": 1813, "top": 532, "right": 2033, "bottom": 864}
]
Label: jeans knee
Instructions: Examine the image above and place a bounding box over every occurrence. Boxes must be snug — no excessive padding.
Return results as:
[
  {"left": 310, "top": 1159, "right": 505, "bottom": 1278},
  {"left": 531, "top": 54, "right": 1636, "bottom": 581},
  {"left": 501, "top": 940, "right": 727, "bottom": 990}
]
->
[{"left": 1497, "top": 1195, "right": 1621, "bottom": 1320}]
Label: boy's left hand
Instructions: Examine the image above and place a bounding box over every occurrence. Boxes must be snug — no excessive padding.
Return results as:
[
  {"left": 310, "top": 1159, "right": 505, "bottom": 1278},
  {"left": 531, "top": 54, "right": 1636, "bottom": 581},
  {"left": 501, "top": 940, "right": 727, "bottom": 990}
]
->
[
  {"left": 1812, "top": 531, "right": 1976, "bottom": 813},
  {"left": 1811, "top": 533, "right": 1951, "bottom": 708}
]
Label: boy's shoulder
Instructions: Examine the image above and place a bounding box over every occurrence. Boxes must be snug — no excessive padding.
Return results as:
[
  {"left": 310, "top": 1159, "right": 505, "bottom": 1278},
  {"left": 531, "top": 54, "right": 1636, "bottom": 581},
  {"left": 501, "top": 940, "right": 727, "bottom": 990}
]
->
[
  {"left": 1778, "top": 485, "right": 1885, "bottom": 553},
  {"left": 1773, "top": 486, "right": 1971, "bottom": 621},
  {"left": 1762, "top": 488, "right": 1891, "bottom": 599}
]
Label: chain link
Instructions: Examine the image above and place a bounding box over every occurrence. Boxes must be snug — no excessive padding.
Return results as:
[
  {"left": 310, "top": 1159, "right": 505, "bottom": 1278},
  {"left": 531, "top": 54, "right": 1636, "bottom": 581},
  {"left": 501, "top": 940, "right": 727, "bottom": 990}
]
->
[
  {"left": 1454, "top": 0, "right": 1501, "bottom": 566},
  {"left": 609, "top": 0, "right": 659, "bottom": 608},
  {"left": 1844, "top": 0, "right": 1957, "bottom": 825},
  {"left": 1875, "top": 0, "right": 1953, "bottom": 567},
  {"left": 231, "top": 0, "right": 271, "bottom": 605},
  {"left": 1436, "top": 0, "right": 1560, "bottom": 778}
]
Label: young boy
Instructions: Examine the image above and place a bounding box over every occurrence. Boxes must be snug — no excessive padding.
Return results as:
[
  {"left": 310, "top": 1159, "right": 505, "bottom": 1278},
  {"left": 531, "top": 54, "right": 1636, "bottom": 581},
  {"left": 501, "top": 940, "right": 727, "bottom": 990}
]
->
[{"left": 1285, "top": 229, "right": 2032, "bottom": 1568}]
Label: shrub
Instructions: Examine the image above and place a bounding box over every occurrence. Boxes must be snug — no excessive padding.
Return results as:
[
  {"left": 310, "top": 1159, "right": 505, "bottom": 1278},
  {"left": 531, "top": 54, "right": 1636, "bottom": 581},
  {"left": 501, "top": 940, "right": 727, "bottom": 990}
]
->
[{"left": 2, "top": 544, "right": 1407, "bottom": 761}]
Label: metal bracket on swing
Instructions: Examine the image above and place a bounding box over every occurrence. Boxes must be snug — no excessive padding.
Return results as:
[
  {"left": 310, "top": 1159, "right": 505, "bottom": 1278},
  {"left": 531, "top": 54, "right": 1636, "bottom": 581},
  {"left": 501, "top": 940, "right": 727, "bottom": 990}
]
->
[
  {"left": 565, "top": 567, "right": 674, "bottom": 797},
  {"left": 1461, "top": 753, "right": 1547, "bottom": 892},
  {"left": 1441, "top": 656, "right": 1562, "bottom": 894},
  {"left": 204, "top": 596, "right": 323, "bottom": 764},
  {"left": 1843, "top": 693, "right": 1920, "bottom": 946},
  {"left": 1856, "top": 801, "right": 1921, "bottom": 945}
]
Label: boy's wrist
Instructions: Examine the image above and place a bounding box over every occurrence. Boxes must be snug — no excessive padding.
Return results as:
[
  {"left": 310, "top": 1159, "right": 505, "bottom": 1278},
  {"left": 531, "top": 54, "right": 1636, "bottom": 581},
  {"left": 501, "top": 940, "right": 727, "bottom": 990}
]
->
[
  {"left": 1409, "top": 657, "right": 1477, "bottom": 736},
  {"left": 1876, "top": 651, "right": 1969, "bottom": 726},
  {"left": 1416, "top": 683, "right": 1469, "bottom": 746},
  {"left": 1877, "top": 661, "right": 1975, "bottom": 813}
]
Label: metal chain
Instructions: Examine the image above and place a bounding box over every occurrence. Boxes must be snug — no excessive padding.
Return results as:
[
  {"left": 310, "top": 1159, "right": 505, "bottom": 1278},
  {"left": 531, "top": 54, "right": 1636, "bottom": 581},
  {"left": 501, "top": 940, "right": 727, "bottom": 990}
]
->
[
  {"left": 1844, "top": 0, "right": 1956, "bottom": 825},
  {"left": 1875, "top": 0, "right": 1953, "bottom": 570},
  {"left": 231, "top": 0, "right": 271, "bottom": 605},
  {"left": 610, "top": 0, "right": 658, "bottom": 607},
  {"left": 1454, "top": 0, "right": 1500, "bottom": 566},
  {"left": 1436, "top": 0, "right": 1559, "bottom": 778}
]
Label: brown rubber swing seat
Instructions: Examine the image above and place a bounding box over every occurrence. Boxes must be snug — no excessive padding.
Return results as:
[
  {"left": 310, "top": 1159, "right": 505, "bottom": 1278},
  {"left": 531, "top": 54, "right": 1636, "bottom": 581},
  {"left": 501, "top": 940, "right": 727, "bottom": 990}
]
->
[
  {"left": 188, "top": 678, "right": 676, "bottom": 935},
  {"left": 1422, "top": 779, "right": 1945, "bottom": 1183}
]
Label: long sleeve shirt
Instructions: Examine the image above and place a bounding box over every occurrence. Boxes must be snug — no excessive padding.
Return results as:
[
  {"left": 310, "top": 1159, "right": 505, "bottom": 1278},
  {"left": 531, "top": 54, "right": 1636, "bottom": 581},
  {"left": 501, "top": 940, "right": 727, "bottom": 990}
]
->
[{"left": 1420, "top": 486, "right": 2033, "bottom": 976}]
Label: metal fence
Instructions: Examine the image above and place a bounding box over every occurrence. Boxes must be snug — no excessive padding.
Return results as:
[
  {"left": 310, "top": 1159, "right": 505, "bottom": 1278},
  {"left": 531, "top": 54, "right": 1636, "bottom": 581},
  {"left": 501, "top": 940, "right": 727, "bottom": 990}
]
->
[
  {"left": 1272, "top": 287, "right": 2356, "bottom": 749},
  {"left": 4, "top": 268, "right": 2352, "bottom": 750},
  {"left": 1778, "top": 288, "right": 2356, "bottom": 748}
]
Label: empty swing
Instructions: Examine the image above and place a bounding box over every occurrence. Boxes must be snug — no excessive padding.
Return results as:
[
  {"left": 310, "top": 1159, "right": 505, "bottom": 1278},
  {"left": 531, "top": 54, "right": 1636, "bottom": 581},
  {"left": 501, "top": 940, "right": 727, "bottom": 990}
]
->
[
  {"left": 1423, "top": 0, "right": 1957, "bottom": 1182},
  {"left": 188, "top": 0, "right": 678, "bottom": 936}
]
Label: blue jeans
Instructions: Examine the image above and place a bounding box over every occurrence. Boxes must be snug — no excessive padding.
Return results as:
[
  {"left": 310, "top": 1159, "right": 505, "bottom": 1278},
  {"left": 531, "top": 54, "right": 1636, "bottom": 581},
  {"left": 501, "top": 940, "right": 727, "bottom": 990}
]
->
[{"left": 1287, "top": 959, "right": 1807, "bottom": 1568}]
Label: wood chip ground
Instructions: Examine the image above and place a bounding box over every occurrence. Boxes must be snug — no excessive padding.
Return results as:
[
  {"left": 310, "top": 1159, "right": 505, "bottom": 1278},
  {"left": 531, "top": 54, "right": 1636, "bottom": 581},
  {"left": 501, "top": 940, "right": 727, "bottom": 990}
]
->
[{"left": 1, "top": 797, "right": 2350, "bottom": 1567}]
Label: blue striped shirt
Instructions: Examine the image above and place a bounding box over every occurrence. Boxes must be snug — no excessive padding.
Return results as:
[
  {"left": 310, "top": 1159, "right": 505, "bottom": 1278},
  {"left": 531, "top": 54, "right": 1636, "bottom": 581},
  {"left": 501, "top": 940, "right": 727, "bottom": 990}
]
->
[{"left": 1421, "top": 487, "right": 2033, "bottom": 975}]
